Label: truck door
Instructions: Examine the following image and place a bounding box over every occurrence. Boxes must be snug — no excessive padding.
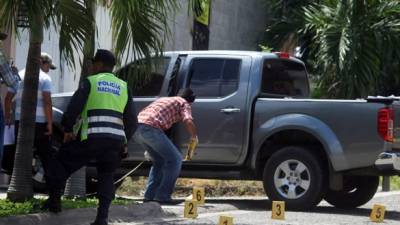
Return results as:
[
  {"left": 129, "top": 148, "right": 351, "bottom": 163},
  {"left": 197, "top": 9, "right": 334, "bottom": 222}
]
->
[
  {"left": 116, "top": 54, "right": 178, "bottom": 159},
  {"left": 176, "top": 55, "right": 251, "bottom": 164}
]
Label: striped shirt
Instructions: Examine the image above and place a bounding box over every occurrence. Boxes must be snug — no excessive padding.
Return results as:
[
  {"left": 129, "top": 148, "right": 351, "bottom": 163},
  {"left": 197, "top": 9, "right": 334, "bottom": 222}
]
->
[
  {"left": 138, "top": 96, "right": 193, "bottom": 131},
  {"left": 8, "top": 69, "right": 52, "bottom": 123}
]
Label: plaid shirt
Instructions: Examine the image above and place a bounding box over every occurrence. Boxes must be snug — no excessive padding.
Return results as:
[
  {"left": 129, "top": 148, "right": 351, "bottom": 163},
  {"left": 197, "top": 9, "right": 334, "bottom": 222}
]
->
[
  {"left": 0, "top": 48, "right": 18, "bottom": 88},
  {"left": 138, "top": 96, "right": 193, "bottom": 131}
]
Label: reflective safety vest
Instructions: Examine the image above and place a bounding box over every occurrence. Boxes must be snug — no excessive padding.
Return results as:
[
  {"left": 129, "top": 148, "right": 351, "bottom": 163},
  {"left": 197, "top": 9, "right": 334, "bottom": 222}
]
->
[{"left": 80, "top": 73, "right": 128, "bottom": 141}]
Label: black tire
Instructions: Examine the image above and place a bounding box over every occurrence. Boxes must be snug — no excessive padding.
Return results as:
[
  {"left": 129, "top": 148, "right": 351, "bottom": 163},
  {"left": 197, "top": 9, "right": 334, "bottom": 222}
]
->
[
  {"left": 263, "top": 146, "right": 327, "bottom": 210},
  {"left": 324, "top": 176, "right": 379, "bottom": 209}
]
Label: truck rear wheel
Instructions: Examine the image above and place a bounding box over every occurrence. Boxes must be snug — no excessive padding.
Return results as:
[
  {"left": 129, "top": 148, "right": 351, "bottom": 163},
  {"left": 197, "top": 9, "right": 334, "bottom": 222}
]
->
[
  {"left": 262, "top": 146, "right": 327, "bottom": 210},
  {"left": 324, "top": 176, "right": 379, "bottom": 208}
]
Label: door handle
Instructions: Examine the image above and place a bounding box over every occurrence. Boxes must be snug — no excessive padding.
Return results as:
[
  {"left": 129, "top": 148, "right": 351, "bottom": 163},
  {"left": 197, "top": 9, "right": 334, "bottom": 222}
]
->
[{"left": 220, "top": 108, "right": 241, "bottom": 113}]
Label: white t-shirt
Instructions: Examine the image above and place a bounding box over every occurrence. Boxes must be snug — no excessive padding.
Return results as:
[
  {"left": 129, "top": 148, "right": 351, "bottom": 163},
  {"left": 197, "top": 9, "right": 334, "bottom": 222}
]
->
[{"left": 8, "top": 69, "right": 52, "bottom": 123}]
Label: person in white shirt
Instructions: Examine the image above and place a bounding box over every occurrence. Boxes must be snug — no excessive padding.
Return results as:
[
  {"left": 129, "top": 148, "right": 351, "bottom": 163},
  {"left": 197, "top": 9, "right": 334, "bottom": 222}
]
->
[{"left": 4, "top": 52, "right": 56, "bottom": 178}]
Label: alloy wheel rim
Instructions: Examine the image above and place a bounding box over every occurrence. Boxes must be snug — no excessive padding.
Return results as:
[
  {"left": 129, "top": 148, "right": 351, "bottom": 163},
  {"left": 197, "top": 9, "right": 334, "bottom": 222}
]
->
[{"left": 273, "top": 159, "right": 311, "bottom": 199}]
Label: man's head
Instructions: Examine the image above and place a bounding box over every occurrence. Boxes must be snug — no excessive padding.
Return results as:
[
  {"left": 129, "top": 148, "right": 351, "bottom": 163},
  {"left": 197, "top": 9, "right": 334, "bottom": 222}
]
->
[
  {"left": 178, "top": 88, "right": 196, "bottom": 103},
  {"left": 40, "top": 52, "right": 57, "bottom": 73},
  {"left": 91, "top": 49, "right": 116, "bottom": 74}
]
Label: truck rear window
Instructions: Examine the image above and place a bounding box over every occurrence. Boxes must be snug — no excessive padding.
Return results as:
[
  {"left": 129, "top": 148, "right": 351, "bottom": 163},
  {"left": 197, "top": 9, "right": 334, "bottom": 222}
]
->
[{"left": 261, "top": 59, "right": 309, "bottom": 98}]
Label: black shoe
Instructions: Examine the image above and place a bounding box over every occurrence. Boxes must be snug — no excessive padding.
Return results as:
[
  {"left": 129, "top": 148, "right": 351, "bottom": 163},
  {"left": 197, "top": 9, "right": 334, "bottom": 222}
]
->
[{"left": 90, "top": 218, "right": 108, "bottom": 225}]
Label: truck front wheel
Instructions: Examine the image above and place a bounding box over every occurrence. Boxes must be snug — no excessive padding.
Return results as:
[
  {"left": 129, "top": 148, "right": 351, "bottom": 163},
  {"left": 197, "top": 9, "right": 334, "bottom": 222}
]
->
[
  {"left": 324, "top": 176, "right": 379, "bottom": 208},
  {"left": 262, "top": 146, "right": 327, "bottom": 210}
]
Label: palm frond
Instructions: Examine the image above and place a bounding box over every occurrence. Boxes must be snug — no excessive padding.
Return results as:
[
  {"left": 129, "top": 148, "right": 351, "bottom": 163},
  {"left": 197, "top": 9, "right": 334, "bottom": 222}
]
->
[
  {"left": 55, "top": 0, "right": 93, "bottom": 68},
  {"left": 0, "top": 0, "right": 20, "bottom": 34},
  {"left": 109, "top": 0, "right": 177, "bottom": 66}
]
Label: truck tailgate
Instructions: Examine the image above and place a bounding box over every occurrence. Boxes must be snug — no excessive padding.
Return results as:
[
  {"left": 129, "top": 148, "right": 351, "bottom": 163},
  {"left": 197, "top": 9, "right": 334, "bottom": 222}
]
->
[{"left": 392, "top": 100, "right": 400, "bottom": 150}]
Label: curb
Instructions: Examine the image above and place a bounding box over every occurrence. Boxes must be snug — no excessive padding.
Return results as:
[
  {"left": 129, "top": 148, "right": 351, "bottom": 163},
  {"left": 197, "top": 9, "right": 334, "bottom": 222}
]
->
[{"left": 0, "top": 202, "right": 163, "bottom": 225}]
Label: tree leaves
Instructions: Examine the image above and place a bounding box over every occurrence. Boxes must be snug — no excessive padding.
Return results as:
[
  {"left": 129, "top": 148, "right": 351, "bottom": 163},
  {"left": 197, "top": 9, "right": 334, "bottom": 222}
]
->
[
  {"left": 262, "top": 0, "right": 400, "bottom": 98},
  {"left": 109, "top": 0, "right": 177, "bottom": 65}
]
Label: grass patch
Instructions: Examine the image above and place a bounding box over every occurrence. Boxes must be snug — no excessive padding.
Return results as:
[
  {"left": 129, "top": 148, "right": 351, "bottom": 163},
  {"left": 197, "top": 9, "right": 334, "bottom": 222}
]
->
[
  {"left": 117, "top": 176, "right": 400, "bottom": 198},
  {"left": 117, "top": 177, "right": 265, "bottom": 197},
  {"left": 0, "top": 197, "right": 133, "bottom": 218},
  {"left": 390, "top": 176, "right": 400, "bottom": 190}
]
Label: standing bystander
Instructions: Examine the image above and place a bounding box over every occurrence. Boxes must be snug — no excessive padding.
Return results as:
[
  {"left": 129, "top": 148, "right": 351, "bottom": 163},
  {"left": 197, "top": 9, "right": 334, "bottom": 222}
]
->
[
  {"left": 4, "top": 52, "right": 56, "bottom": 179},
  {"left": 0, "top": 31, "right": 18, "bottom": 174},
  {"left": 134, "top": 88, "right": 198, "bottom": 204}
]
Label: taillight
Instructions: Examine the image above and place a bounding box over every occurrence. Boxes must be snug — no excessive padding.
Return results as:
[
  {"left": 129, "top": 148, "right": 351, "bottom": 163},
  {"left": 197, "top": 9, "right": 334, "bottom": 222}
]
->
[
  {"left": 274, "top": 52, "right": 290, "bottom": 59},
  {"left": 378, "top": 107, "right": 394, "bottom": 142}
]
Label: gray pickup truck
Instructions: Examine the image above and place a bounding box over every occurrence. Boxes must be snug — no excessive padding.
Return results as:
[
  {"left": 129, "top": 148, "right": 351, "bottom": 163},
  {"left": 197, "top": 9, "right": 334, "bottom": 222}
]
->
[{"left": 51, "top": 50, "right": 400, "bottom": 210}]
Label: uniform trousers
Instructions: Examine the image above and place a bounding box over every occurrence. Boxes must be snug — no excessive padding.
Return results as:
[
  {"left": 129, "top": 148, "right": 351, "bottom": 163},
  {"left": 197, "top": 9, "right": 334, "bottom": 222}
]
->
[{"left": 46, "top": 138, "right": 123, "bottom": 220}]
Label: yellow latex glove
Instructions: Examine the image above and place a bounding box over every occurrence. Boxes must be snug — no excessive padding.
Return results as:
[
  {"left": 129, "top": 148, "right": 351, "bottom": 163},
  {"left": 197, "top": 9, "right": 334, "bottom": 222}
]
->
[{"left": 184, "top": 136, "right": 198, "bottom": 161}]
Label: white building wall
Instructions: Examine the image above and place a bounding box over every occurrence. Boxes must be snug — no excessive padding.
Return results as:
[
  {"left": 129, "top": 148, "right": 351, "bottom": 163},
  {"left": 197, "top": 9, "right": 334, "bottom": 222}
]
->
[
  {"left": 14, "top": 0, "right": 268, "bottom": 93},
  {"left": 15, "top": 6, "right": 112, "bottom": 94},
  {"left": 15, "top": 26, "right": 61, "bottom": 93}
]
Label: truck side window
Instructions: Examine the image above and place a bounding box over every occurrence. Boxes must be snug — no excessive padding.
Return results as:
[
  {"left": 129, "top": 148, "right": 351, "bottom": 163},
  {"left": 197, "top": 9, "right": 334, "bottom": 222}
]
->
[
  {"left": 261, "top": 59, "right": 309, "bottom": 97},
  {"left": 116, "top": 57, "right": 170, "bottom": 96},
  {"left": 188, "top": 58, "right": 241, "bottom": 97}
]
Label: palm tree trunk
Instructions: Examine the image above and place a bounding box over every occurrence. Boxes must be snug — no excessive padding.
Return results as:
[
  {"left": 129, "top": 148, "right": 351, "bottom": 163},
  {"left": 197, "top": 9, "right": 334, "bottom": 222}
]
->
[
  {"left": 79, "top": 0, "right": 96, "bottom": 83},
  {"left": 64, "top": 1, "right": 97, "bottom": 198},
  {"left": 7, "top": 14, "right": 43, "bottom": 202}
]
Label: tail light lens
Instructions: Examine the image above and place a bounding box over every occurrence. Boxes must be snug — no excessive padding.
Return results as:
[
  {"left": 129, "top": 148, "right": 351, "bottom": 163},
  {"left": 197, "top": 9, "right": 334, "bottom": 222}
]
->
[
  {"left": 378, "top": 107, "right": 394, "bottom": 142},
  {"left": 274, "top": 52, "right": 290, "bottom": 59}
]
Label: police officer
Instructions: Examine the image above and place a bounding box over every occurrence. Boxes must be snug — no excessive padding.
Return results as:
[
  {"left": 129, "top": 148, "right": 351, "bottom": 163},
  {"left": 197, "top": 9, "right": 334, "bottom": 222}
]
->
[{"left": 44, "top": 49, "right": 137, "bottom": 225}]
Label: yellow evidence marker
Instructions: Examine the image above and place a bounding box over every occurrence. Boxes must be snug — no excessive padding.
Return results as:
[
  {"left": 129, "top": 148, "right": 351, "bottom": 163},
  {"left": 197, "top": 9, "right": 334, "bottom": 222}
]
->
[
  {"left": 271, "top": 201, "right": 285, "bottom": 220},
  {"left": 193, "top": 186, "right": 205, "bottom": 205},
  {"left": 370, "top": 204, "right": 386, "bottom": 222},
  {"left": 184, "top": 200, "right": 198, "bottom": 219},
  {"left": 218, "top": 215, "right": 233, "bottom": 225}
]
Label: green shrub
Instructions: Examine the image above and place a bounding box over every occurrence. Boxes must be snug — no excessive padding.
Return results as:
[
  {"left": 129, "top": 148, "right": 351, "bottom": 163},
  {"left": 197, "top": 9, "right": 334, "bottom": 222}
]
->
[{"left": 0, "top": 197, "right": 132, "bottom": 218}]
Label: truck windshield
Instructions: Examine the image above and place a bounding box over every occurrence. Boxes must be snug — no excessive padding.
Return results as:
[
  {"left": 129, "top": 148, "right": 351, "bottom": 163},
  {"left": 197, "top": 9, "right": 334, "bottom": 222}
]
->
[{"left": 261, "top": 59, "right": 309, "bottom": 98}]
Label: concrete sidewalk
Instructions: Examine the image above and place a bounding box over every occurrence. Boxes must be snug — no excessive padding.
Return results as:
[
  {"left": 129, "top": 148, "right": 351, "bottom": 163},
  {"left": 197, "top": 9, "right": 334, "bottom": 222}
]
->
[{"left": 0, "top": 183, "right": 164, "bottom": 225}]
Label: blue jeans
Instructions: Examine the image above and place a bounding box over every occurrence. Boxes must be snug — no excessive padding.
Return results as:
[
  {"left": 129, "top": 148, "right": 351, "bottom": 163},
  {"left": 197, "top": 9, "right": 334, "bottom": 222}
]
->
[
  {"left": 134, "top": 124, "right": 182, "bottom": 201},
  {"left": 0, "top": 104, "right": 4, "bottom": 170}
]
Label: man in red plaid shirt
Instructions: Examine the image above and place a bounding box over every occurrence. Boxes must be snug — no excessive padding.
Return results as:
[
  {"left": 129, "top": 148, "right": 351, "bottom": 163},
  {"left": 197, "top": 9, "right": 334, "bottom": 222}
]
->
[{"left": 135, "top": 88, "right": 197, "bottom": 204}]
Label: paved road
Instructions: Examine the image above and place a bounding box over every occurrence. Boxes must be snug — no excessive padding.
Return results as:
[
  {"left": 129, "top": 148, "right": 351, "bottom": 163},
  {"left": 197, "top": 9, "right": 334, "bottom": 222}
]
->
[
  {"left": 112, "top": 192, "right": 400, "bottom": 225},
  {"left": 2, "top": 185, "right": 399, "bottom": 225}
]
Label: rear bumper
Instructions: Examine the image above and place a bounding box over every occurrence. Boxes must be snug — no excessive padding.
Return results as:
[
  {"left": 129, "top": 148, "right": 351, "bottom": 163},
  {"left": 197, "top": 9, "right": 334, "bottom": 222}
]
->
[{"left": 375, "top": 151, "right": 400, "bottom": 173}]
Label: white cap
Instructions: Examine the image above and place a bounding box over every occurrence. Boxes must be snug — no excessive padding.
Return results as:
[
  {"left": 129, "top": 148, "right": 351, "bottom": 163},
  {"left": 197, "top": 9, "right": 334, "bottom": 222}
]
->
[{"left": 40, "top": 52, "right": 56, "bottom": 70}]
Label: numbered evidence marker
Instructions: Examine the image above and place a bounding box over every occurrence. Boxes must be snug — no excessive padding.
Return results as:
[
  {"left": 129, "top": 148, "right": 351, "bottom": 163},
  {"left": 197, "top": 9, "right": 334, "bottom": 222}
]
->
[
  {"left": 218, "top": 215, "right": 233, "bottom": 225},
  {"left": 271, "top": 201, "right": 285, "bottom": 220},
  {"left": 193, "top": 186, "right": 205, "bottom": 205},
  {"left": 184, "top": 200, "right": 198, "bottom": 219},
  {"left": 370, "top": 204, "right": 386, "bottom": 222}
]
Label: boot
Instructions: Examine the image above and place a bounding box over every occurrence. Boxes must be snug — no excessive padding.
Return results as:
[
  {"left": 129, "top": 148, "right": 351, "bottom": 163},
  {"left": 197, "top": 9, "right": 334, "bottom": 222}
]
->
[{"left": 42, "top": 190, "right": 62, "bottom": 213}]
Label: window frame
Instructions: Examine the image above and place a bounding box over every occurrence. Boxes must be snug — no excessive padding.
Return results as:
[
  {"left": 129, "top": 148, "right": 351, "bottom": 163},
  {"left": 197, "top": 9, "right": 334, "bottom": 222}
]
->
[{"left": 186, "top": 57, "right": 242, "bottom": 99}]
